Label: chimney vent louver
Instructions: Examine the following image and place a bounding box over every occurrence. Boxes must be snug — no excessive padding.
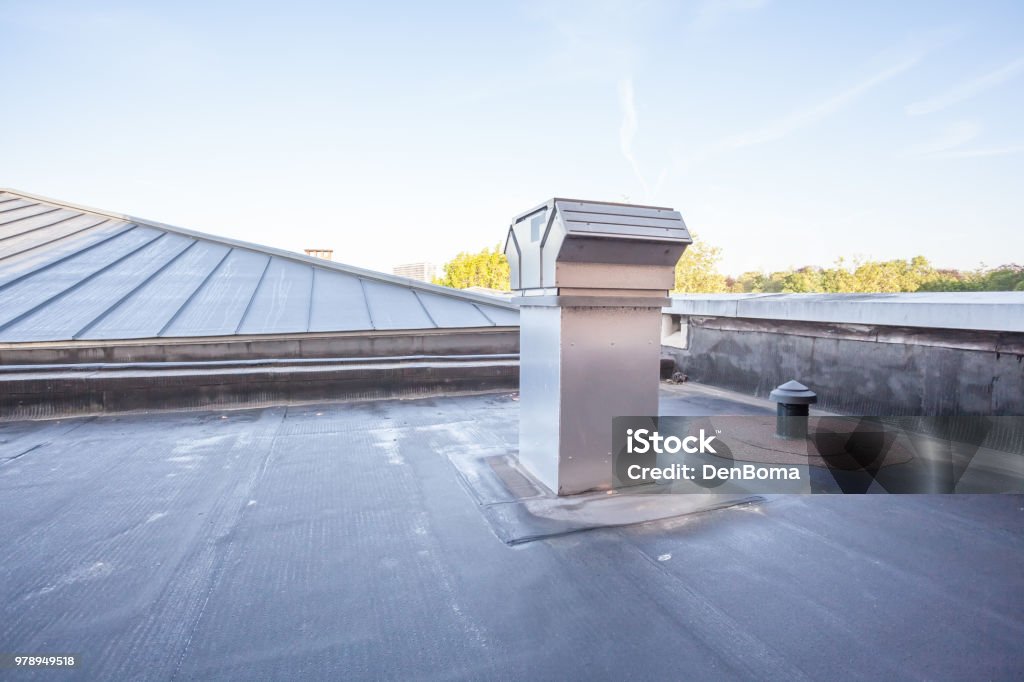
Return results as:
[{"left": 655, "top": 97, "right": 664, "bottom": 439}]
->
[{"left": 505, "top": 198, "right": 692, "bottom": 495}]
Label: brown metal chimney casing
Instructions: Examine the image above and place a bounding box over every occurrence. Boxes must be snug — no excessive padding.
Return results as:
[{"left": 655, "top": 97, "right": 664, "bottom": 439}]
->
[{"left": 504, "top": 199, "right": 692, "bottom": 495}]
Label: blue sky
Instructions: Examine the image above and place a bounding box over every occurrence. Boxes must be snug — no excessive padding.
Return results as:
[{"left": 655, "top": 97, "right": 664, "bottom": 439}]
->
[{"left": 2, "top": 0, "right": 1022, "bottom": 275}]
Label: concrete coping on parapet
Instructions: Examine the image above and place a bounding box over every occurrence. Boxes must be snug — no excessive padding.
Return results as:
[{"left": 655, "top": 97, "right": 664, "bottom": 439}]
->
[{"left": 664, "top": 293, "right": 1024, "bottom": 333}]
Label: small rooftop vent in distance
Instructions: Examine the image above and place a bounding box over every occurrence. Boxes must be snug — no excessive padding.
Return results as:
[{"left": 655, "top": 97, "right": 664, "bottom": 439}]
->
[{"left": 504, "top": 198, "right": 692, "bottom": 495}]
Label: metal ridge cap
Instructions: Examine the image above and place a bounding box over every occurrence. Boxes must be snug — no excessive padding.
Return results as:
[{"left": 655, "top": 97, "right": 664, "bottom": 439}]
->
[
  {"left": 0, "top": 188, "right": 519, "bottom": 311},
  {"left": 553, "top": 197, "right": 676, "bottom": 211},
  {"left": 510, "top": 197, "right": 679, "bottom": 225}
]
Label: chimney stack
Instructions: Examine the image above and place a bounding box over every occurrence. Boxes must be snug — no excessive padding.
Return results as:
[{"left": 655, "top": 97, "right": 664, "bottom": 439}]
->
[
  {"left": 504, "top": 199, "right": 691, "bottom": 495},
  {"left": 304, "top": 248, "right": 334, "bottom": 261}
]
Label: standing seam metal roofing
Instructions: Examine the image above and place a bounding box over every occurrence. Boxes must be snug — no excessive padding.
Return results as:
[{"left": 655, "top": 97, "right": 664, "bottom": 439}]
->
[{"left": 0, "top": 190, "right": 518, "bottom": 343}]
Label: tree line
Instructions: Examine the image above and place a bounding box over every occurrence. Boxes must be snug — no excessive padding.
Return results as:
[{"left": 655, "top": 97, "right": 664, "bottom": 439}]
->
[{"left": 434, "top": 239, "right": 1024, "bottom": 293}]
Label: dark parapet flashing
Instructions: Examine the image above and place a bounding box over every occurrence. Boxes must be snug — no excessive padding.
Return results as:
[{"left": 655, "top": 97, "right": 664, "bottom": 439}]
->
[
  {"left": 0, "top": 327, "right": 519, "bottom": 365},
  {"left": 0, "top": 355, "right": 519, "bottom": 421}
]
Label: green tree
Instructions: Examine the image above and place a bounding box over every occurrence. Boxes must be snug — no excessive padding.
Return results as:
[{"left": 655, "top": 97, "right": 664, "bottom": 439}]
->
[
  {"left": 434, "top": 245, "right": 510, "bottom": 290},
  {"left": 979, "top": 265, "right": 1024, "bottom": 291},
  {"left": 818, "top": 260, "right": 857, "bottom": 292},
  {"left": 782, "top": 267, "right": 826, "bottom": 293},
  {"left": 841, "top": 256, "right": 937, "bottom": 292},
  {"left": 728, "top": 271, "right": 785, "bottom": 293},
  {"left": 673, "top": 233, "right": 729, "bottom": 293},
  {"left": 435, "top": 238, "right": 1023, "bottom": 295},
  {"left": 728, "top": 271, "right": 761, "bottom": 293},
  {"left": 921, "top": 264, "right": 1024, "bottom": 292},
  {"left": 785, "top": 256, "right": 942, "bottom": 293}
]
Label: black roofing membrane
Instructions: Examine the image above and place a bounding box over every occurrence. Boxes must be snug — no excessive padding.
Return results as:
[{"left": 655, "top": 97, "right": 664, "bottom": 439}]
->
[{"left": 0, "top": 387, "right": 1021, "bottom": 679}]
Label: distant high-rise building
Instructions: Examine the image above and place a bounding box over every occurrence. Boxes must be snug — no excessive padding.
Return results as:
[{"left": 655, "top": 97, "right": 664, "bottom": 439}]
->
[
  {"left": 393, "top": 262, "right": 437, "bottom": 283},
  {"left": 304, "top": 248, "right": 333, "bottom": 260}
]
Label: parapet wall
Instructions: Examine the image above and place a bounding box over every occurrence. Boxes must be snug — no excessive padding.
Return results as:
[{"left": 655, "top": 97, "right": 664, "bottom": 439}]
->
[
  {"left": 661, "top": 293, "right": 1024, "bottom": 416},
  {"left": 0, "top": 328, "right": 520, "bottom": 420}
]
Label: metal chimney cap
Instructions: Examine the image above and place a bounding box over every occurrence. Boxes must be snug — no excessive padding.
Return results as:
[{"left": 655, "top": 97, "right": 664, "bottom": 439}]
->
[
  {"left": 504, "top": 198, "right": 692, "bottom": 292},
  {"left": 769, "top": 380, "right": 818, "bottom": 405}
]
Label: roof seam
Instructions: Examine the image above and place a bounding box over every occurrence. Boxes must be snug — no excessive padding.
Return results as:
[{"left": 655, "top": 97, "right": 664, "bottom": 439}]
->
[
  {"left": 0, "top": 201, "right": 38, "bottom": 214},
  {"left": 411, "top": 290, "right": 439, "bottom": 328},
  {"left": 157, "top": 247, "right": 234, "bottom": 337},
  {"left": 0, "top": 210, "right": 83, "bottom": 243},
  {"left": 0, "top": 220, "right": 128, "bottom": 293},
  {"left": 73, "top": 239, "right": 199, "bottom": 340},
  {"left": 358, "top": 278, "right": 376, "bottom": 330},
  {"left": 0, "top": 206, "right": 60, "bottom": 226},
  {"left": 471, "top": 303, "right": 496, "bottom": 326},
  {"left": 0, "top": 218, "right": 109, "bottom": 263},
  {"left": 234, "top": 254, "right": 273, "bottom": 335},
  {"left": 305, "top": 267, "right": 316, "bottom": 333},
  {"left": 0, "top": 231, "right": 167, "bottom": 334}
]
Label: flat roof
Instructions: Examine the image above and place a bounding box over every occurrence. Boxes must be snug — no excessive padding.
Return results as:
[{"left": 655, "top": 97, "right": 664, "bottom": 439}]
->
[{"left": 1, "top": 385, "right": 1020, "bottom": 678}]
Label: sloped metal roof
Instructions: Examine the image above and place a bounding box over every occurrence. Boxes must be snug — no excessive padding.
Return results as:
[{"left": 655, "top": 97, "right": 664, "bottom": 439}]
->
[{"left": 0, "top": 189, "right": 518, "bottom": 343}]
